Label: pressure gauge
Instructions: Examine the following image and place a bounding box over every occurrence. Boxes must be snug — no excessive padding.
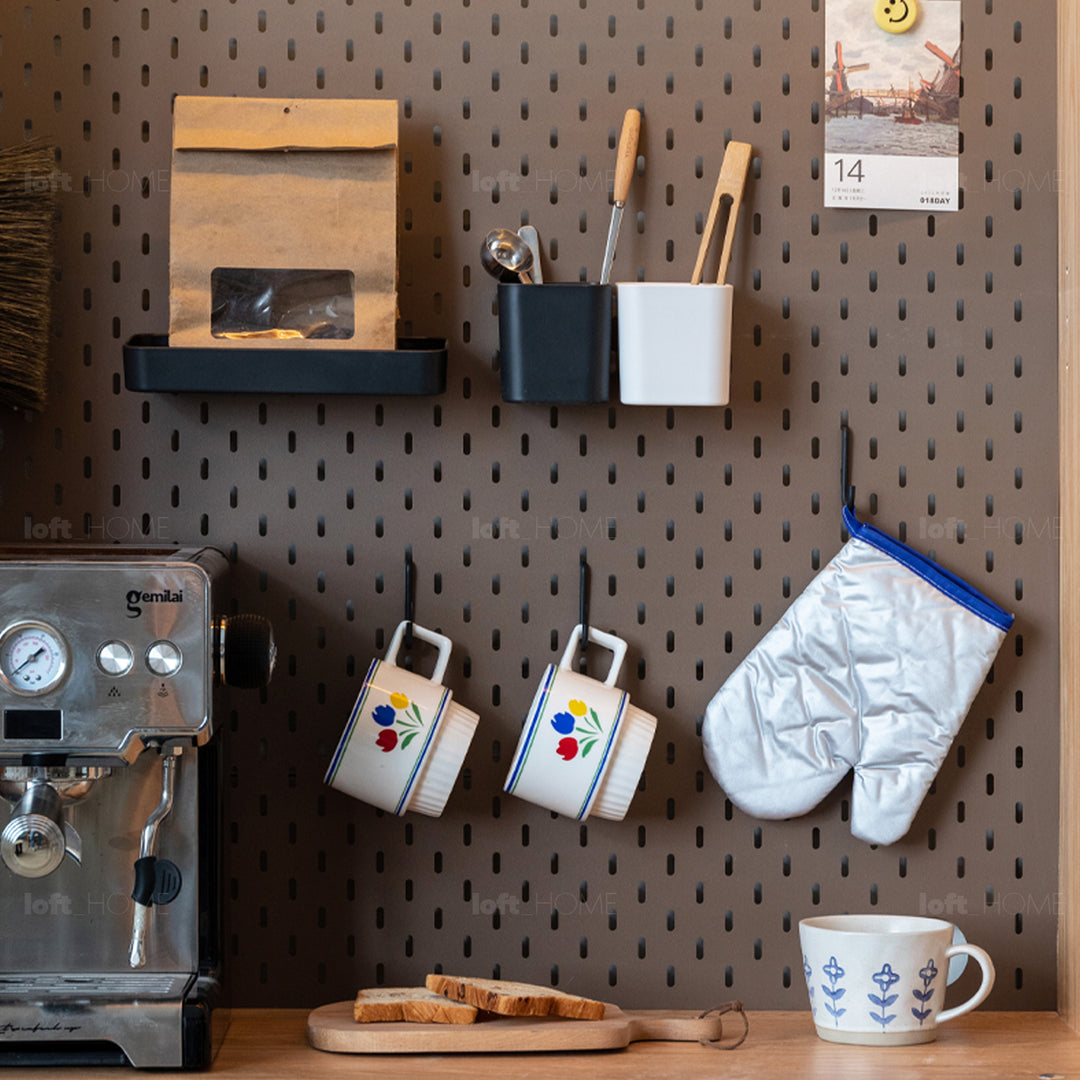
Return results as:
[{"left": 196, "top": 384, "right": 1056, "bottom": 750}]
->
[{"left": 0, "top": 621, "right": 70, "bottom": 696}]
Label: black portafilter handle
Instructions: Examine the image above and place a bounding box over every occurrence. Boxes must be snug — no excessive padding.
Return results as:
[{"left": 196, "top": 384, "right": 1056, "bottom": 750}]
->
[{"left": 215, "top": 614, "right": 276, "bottom": 689}]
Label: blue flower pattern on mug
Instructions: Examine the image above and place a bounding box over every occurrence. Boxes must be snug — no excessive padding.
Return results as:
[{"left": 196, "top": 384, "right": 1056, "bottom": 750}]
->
[
  {"left": 869, "top": 963, "right": 901, "bottom": 1029},
  {"left": 803, "top": 955, "right": 816, "bottom": 1018},
  {"left": 821, "top": 955, "right": 846, "bottom": 1025},
  {"left": 911, "top": 958, "right": 939, "bottom": 1025},
  {"left": 371, "top": 692, "right": 426, "bottom": 753},
  {"left": 372, "top": 704, "right": 396, "bottom": 727}
]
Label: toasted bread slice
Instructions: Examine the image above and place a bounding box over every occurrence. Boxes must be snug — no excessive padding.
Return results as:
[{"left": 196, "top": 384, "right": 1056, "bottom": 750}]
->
[
  {"left": 353, "top": 987, "right": 479, "bottom": 1024},
  {"left": 424, "top": 974, "right": 605, "bottom": 1021}
]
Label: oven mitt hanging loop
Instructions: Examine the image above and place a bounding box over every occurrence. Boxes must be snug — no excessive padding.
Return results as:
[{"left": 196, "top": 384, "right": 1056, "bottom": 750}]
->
[{"left": 702, "top": 505, "right": 1013, "bottom": 845}]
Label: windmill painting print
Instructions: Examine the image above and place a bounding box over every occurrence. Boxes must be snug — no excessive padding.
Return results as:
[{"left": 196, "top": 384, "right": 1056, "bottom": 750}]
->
[{"left": 824, "top": 0, "right": 960, "bottom": 210}]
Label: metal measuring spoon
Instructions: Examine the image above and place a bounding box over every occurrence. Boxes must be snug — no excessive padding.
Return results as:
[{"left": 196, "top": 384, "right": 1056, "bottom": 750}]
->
[
  {"left": 481, "top": 227, "right": 534, "bottom": 284},
  {"left": 517, "top": 225, "right": 543, "bottom": 284}
]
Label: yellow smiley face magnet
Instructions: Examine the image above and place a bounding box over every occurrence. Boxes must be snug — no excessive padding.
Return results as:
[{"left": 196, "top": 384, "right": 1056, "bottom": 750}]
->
[{"left": 874, "top": 0, "right": 917, "bottom": 33}]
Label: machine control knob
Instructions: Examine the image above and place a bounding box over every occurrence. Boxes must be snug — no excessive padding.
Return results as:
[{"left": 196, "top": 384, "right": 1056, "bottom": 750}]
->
[
  {"left": 214, "top": 614, "right": 276, "bottom": 689},
  {"left": 97, "top": 639, "right": 134, "bottom": 677},
  {"left": 145, "top": 640, "right": 182, "bottom": 678}
]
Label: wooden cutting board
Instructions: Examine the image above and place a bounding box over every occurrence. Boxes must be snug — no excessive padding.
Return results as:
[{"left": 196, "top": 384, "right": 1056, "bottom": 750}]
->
[{"left": 307, "top": 1001, "right": 727, "bottom": 1054}]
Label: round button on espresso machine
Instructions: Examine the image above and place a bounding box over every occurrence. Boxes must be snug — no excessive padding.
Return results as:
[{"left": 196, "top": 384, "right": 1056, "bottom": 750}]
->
[
  {"left": 145, "top": 640, "right": 182, "bottom": 677},
  {"left": 97, "top": 640, "right": 134, "bottom": 677}
]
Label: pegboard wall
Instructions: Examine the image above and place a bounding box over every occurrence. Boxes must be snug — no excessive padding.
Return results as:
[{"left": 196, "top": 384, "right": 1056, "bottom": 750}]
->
[{"left": 0, "top": 0, "right": 1059, "bottom": 1011}]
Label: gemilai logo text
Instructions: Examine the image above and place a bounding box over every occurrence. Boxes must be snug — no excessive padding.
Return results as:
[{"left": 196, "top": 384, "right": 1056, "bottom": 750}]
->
[{"left": 125, "top": 588, "right": 183, "bottom": 618}]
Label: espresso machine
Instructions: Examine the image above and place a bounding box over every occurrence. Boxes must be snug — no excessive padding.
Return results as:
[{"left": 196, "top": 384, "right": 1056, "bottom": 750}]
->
[{"left": 0, "top": 546, "right": 274, "bottom": 1068}]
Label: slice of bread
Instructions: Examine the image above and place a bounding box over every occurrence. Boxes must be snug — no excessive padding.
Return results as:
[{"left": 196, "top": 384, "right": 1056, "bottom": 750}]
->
[
  {"left": 353, "top": 987, "right": 479, "bottom": 1024},
  {"left": 424, "top": 974, "right": 605, "bottom": 1021}
]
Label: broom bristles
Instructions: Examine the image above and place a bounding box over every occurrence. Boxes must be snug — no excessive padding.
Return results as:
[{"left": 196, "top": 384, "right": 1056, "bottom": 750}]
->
[{"left": 0, "top": 141, "right": 57, "bottom": 412}]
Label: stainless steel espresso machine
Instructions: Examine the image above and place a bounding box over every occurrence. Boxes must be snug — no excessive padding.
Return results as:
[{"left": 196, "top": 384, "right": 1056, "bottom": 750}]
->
[{"left": 0, "top": 546, "right": 274, "bottom": 1068}]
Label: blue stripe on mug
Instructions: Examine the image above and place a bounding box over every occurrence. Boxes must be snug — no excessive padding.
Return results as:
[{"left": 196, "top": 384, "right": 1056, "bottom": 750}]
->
[
  {"left": 394, "top": 686, "right": 451, "bottom": 815},
  {"left": 325, "top": 658, "right": 381, "bottom": 784},
  {"left": 574, "top": 690, "right": 628, "bottom": 819},
  {"left": 504, "top": 663, "right": 558, "bottom": 794}
]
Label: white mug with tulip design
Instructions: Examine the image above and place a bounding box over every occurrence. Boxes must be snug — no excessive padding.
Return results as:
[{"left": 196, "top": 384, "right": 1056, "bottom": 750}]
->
[
  {"left": 326, "top": 621, "right": 479, "bottom": 817},
  {"left": 504, "top": 625, "right": 656, "bottom": 821}
]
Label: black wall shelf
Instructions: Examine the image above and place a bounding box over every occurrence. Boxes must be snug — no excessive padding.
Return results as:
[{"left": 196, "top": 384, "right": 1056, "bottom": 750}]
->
[{"left": 122, "top": 334, "right": 447, "bottom": 396}]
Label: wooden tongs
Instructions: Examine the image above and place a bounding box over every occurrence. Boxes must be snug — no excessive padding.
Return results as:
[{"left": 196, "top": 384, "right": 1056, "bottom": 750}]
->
[{"left": 690, "top": 141, "right": 753, "bottom": 285}]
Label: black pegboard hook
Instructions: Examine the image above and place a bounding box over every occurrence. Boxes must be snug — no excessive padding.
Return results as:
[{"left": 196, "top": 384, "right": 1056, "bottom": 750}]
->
[
  {"left": 579, "top": 550, "right": 591, "bottom": 652},
  {"left": 404, "top": 549, "right": 415, "bottom": 650},
  {"left": 840, "top": 422, "right": 855, "bottom": 512}
]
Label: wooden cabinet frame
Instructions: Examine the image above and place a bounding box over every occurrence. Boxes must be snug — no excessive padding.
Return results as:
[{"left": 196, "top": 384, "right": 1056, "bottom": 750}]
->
[{"left": 1058, "top": 0, "right": 1080, "bottom": 1028}]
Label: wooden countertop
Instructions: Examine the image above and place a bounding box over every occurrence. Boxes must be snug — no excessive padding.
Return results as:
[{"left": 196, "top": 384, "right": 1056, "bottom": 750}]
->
[
  {"left": 223, "top": 1010, "right": 1080, "bottom": 1078},
  {"left": 5, "top": 1009, "right": 1080, "bottom": 1078}
]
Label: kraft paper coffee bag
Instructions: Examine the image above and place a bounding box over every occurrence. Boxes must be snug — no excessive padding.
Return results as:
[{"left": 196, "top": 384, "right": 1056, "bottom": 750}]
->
[{"left": 169, "top": 96, "right": 398, "bottom": 350}]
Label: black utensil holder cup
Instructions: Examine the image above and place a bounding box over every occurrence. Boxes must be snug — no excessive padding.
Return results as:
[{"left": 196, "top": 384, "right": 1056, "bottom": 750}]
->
[{"left": 498, "top": 282, "right": 612, "bottom": 403}]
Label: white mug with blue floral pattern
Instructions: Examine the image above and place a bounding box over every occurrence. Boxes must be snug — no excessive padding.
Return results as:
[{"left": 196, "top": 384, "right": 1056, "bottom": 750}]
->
[{"left": 799, "top": 914, "right": 995, "bottom": 1045}]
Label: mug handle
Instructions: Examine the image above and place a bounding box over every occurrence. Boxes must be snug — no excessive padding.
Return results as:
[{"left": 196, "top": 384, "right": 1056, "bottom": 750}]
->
[
  {"left": 935, "top": 944, "right": 995, "bottom": 1025},
  {"left": 385, "top": 620, "right": 453, "bottom": 684},
  {"left": 559, "top": 624, "right": 628, "bottom": 686}
]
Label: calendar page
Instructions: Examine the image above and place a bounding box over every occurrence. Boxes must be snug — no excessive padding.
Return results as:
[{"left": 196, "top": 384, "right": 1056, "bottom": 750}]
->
[{"left": 824, "top": 0, "right": 961, "bottom": 211}]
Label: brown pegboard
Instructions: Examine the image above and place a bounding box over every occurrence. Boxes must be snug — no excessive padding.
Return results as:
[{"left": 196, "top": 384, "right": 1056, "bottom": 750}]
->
[{"left": 0, "top": 0, "right": 1058, "bottom": 1010}]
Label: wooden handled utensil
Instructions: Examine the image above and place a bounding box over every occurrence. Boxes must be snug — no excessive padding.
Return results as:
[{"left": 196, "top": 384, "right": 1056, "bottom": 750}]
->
[
  {"left": 690, "top": 140, "right": 753, "bottom": 285},
  {"left": 599, "top": 108, "right": 641, "bottom": 285}
]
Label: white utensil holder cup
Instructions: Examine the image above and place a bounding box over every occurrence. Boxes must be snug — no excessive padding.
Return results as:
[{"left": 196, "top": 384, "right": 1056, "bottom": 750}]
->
[{"left": 616, "top": 282, "right": 733, "bottom": 406}]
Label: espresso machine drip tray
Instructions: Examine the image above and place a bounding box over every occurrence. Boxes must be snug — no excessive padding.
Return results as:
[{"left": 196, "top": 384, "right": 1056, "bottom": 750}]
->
[
  {"left": 0, "top": 546, "right": 275, "bottom": 1069},
  {"left": 0, "top": 972, "right": 194, "bottom": 1000}
]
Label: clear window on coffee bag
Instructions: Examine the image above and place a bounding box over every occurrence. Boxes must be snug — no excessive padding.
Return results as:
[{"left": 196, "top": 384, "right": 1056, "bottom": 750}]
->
[{"left": 210, "top": 267, "right": 355, "bottom": 341}]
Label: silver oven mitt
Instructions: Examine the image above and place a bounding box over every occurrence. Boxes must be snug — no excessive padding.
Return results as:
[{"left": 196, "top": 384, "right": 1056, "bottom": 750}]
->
[{"left": 702, "top": 506, "right": 1013, "bottom": 845}]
